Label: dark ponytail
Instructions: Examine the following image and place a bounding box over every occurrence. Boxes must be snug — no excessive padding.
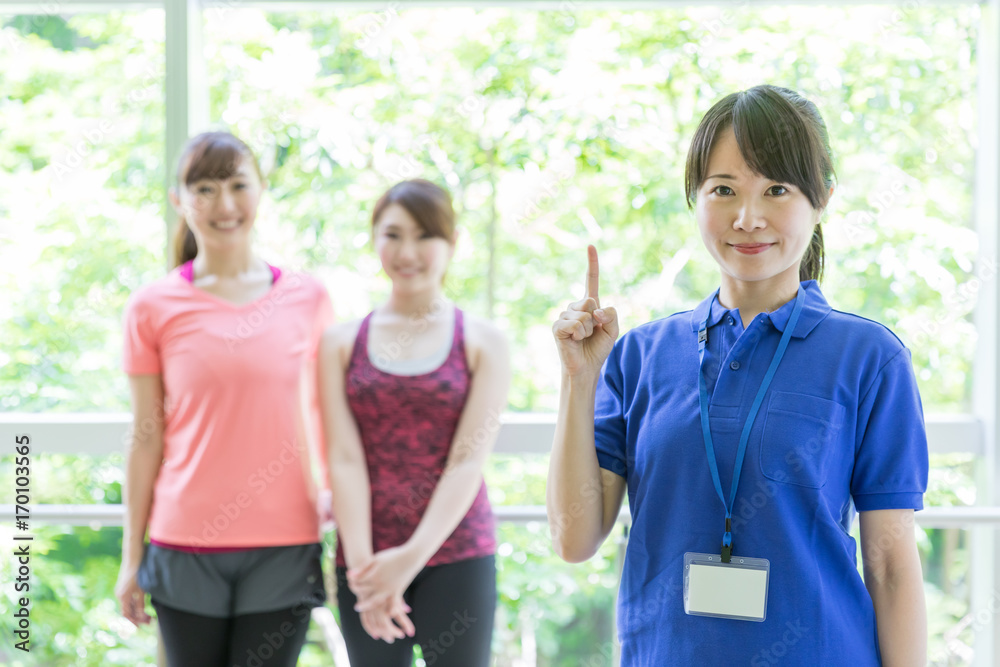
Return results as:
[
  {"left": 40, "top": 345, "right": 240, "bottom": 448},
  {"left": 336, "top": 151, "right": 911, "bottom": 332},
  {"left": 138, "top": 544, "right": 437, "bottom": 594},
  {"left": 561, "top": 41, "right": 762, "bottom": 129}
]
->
[
  {"left": 172, "top": 218, "right": 198, "bottom": 268},
  {"left": 169, "top": 131, "right": 263, "bottom": 269},
  {"left": 799, "top": 225, "right": 824, "bottom": 282}
]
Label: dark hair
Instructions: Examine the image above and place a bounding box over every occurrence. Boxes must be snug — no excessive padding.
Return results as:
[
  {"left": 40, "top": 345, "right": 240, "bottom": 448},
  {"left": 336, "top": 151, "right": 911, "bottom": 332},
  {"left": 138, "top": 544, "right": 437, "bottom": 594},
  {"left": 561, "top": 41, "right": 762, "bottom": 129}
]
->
[
  {"left": 371, "top": 179, "right": 455, "bottom": 241},
  {"left": 684, "top": 85, "right": 835, "bottom": 282},
  {"left": 171, "top": 132, "right": 263, "bottom": 268}
]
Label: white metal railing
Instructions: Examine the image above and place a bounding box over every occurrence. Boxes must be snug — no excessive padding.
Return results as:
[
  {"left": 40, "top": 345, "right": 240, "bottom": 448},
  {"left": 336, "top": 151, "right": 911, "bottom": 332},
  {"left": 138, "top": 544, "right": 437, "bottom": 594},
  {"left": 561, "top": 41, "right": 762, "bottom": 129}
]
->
[
  {"left": 1, "top": 411, "right": 997, "bottom": 530},
  {"left": 0, "top": 411, "right": 982, "bottom": 457},
  {"left": 4, "top": 502, "right": 999, "bottom": 529}
]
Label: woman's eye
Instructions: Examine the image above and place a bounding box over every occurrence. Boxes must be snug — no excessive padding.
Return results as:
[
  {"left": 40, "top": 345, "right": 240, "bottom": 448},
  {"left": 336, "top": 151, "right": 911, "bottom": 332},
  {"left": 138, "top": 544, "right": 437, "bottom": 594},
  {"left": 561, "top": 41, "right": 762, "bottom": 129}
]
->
[
  {"left": 385, "top": 232, "right": 399, "bottom": 239},
  {"left": 768, "top": 185, "right": 788, "bottom": 196},
  {"left": 420, "top": 233, "right": 433, "bottom": 240},
  {"left": 233, "top": 183, "right": 247, "bottom": 190},
  {"left": 713, "top": 185, "right": 734, "bottom": 196},
  {"left": 197, "top": 186, "right": 215, "bottom": 195}
]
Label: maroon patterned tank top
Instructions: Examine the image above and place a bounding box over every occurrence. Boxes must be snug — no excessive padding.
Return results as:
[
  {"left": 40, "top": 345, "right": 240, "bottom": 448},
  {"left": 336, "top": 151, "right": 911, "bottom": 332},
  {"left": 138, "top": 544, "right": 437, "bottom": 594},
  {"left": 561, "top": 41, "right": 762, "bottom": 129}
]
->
[{"left": 335, "top": 307, "right": 497, "bottom": 568}]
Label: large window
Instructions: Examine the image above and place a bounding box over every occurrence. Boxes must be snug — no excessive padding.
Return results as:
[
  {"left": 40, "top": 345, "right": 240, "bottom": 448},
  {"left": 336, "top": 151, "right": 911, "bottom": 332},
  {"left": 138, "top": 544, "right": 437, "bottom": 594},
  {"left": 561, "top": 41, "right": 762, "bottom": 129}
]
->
[
  {"left": 202, "top": 6, "right": 980, "bottom": 413},
  {"left": 0, "top": 9, "right": 165, "bottom": 414},
  {"left": 1, "top": 3, "right": 995, "bottom": 665}
]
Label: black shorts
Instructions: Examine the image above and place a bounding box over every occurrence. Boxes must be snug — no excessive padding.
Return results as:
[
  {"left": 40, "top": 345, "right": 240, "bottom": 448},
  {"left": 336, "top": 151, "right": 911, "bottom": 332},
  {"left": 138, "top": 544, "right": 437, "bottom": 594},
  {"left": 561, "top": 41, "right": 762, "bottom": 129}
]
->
[{"left": 138, "top": 542, "right": 326, "bottom": 617}]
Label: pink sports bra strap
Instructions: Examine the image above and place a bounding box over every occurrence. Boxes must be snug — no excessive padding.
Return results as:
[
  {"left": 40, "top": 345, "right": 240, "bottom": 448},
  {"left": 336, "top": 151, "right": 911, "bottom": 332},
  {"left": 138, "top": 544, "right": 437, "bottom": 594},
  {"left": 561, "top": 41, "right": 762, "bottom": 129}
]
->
[{"left": 180, "top": 260, "right": 281, "bottom": 283}]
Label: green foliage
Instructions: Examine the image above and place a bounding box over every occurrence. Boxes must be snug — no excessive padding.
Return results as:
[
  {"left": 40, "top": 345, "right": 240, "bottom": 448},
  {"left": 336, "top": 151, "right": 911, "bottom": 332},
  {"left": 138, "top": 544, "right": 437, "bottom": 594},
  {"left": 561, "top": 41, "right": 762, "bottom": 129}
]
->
[{"left": 0, "top": 5, "right": 985, "bottom": 665}]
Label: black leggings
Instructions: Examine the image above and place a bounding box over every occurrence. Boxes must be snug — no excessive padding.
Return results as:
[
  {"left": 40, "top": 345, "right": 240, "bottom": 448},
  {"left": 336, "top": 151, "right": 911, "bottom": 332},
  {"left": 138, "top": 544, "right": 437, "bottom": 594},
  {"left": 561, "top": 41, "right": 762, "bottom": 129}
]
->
[
  {"left": 152, "top": 600, "right": 311, "bottom": 667},
  {"left": 336, "top": 555, "right": 496, "bottom": 667}
]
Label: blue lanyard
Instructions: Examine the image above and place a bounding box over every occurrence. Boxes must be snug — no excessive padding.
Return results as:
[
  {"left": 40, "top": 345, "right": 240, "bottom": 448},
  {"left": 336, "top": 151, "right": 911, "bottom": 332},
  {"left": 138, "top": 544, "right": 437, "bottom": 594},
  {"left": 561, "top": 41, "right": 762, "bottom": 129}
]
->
[{"left": 697, "top": 288, "right": 806, "bottom": 562}]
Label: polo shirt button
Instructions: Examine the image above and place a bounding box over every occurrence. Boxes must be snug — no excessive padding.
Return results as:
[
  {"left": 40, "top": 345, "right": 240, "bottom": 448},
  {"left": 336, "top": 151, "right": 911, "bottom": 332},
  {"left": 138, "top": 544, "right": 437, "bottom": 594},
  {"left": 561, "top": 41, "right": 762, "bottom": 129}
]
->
[
  {"left": 727, "top": 316, "right": 735, "bottom": 325},
  {"left": 730, "top": 361, "right": 741, "bottom": 370}
]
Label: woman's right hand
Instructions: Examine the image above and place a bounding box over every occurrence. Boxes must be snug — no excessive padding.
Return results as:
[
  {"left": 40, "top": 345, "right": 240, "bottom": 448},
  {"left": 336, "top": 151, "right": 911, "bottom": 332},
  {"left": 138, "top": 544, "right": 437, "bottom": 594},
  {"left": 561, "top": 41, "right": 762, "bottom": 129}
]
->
[
  {"left": 553, "top": 245, "right": 620, "bottom": 378},
  {"left": 115, "top": 562, "right": 151, "bottom": 626}
]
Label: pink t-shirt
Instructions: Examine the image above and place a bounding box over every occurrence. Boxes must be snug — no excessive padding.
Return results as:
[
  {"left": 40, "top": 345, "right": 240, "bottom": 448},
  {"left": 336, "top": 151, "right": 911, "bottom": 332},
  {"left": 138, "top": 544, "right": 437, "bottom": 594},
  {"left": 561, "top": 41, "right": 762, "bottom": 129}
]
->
[{"left": 122, "top": 265, "right": 334, "bottom": 548}]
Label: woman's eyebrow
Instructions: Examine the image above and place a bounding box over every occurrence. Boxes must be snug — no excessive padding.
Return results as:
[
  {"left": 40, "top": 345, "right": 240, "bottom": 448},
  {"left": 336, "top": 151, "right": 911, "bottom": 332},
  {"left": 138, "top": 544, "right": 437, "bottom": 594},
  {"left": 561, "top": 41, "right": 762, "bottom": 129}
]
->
[{"left": 705, "top": 174, "right": 736, "bottom": 180}]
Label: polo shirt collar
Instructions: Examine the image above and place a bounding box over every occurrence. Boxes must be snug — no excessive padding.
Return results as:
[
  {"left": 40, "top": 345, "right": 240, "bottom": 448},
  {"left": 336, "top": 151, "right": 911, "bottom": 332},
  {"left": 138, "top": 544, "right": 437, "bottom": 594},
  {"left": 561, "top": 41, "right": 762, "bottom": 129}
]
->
[{"left": 689, "top": 279, "right": 831, "bottom": 339}]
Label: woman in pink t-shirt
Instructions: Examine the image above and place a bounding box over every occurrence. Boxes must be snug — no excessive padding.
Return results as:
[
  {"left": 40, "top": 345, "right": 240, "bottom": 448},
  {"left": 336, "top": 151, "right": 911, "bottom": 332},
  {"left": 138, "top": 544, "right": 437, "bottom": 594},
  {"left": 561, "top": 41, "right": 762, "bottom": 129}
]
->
[
  {"left": 115, "top": 131, "right": 333, "bottom": 666},
  {"left": 318, "top": 179, "right": 509, "bottom": 666}
]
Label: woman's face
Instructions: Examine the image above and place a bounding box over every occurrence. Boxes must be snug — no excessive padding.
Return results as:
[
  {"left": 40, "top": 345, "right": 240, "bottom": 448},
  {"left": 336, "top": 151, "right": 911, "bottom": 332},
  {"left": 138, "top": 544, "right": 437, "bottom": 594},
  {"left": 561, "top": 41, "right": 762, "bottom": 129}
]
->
[
  {"left": 695, "top": 127, "right": 822, "bottom": 291},
  {"left": 374, "top": 203, "right": 454, "bottom": 292},
  {"left": 172, "top": 156, "right": 263, "bottom": 255}
]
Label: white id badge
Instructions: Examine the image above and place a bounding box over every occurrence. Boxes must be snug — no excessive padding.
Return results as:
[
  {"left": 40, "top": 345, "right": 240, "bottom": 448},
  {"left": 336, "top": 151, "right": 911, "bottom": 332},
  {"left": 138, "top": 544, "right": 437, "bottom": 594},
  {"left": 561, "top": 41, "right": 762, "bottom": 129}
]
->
[{"left": 683, "top": 552, "right": 769, "bottom": 621}]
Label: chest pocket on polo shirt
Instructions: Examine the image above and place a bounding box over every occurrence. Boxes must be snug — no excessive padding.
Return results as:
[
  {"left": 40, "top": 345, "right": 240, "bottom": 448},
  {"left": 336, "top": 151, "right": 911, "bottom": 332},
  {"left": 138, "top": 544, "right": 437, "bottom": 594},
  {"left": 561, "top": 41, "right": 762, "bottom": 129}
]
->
[{"left": 759, "top": 391, "right": 848, "bottom": 489}]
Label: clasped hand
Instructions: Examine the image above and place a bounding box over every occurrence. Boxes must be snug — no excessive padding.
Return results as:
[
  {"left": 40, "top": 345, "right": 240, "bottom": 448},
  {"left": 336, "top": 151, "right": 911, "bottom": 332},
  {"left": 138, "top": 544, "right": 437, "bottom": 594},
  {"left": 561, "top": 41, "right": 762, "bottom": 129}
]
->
[{"left": 347, "top": 545, "right": 420, "bottom": 643}]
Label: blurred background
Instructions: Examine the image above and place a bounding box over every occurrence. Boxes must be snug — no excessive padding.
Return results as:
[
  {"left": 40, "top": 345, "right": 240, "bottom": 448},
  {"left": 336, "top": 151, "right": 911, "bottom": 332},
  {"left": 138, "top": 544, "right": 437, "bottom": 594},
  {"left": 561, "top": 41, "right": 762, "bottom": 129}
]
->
[{"left": 0, "top": 1, "right": 996, "bottom": 665}]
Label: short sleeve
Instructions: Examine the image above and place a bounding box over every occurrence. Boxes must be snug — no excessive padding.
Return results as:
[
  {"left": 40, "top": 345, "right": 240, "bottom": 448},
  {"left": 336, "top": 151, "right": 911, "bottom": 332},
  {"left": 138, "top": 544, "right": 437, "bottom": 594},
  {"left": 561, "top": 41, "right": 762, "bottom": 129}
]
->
[
  {"left": 122, "top": 292, "right": 161, "bottom": 375},
  {"left": 851, "top": 348, "right": 928, "bottom": 511},
  {"left": 309, "top": 283, "right": 335, "bottom": 360},
  {"left": 594, "top": 342, "right": 628, "bottom": 480}
]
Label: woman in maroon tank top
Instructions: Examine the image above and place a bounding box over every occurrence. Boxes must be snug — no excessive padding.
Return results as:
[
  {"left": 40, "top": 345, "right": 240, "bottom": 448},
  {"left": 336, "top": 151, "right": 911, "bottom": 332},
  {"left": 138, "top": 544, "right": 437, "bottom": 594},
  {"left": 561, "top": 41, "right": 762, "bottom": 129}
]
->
[{"left": 318, "top": 179, "right": 510, "bottom": 667}]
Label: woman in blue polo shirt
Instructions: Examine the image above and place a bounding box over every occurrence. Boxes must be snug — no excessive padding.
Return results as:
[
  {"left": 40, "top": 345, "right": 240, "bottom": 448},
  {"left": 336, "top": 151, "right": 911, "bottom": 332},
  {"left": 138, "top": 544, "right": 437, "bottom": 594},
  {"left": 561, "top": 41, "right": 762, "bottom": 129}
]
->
[{"left": 548, "top": 85, "right": 928, "bottom": 665}]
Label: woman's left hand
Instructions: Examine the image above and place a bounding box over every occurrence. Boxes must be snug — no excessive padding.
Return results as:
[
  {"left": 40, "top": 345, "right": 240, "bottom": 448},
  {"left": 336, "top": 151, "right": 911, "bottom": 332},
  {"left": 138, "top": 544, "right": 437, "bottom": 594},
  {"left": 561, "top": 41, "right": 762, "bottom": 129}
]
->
[{"left": 347, "top": 545, "right": 422, "bottom": 614}]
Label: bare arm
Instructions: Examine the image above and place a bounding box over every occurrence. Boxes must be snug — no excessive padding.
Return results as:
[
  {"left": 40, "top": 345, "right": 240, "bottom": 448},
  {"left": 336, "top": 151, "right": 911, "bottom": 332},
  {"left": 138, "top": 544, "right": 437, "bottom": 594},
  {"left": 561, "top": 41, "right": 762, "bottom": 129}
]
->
[
  {"left": 318, "top": 325, "right": 413, "bottom": 641},
  {"left": 317, "top": 324, "right": 374, "bottom": 570},
  {"left": 859, "top": 509, "right": 927, "bottom": 666},
  {"left": 548, "top": 244, "right": 626, "bottom": 563},
  {"left": 115, "top": 373, "right": 165, "bottom": 625},
  {"left": 548, "top": 373, "right": 626, "bottom": 563}
]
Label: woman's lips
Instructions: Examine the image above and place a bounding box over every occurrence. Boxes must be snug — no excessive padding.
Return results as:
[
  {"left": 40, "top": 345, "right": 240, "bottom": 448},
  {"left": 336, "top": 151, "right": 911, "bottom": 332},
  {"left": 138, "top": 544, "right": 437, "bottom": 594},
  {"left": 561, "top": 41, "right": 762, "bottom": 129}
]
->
[{"left": 731, "top": 243, "right": 774, "bottom": 255}]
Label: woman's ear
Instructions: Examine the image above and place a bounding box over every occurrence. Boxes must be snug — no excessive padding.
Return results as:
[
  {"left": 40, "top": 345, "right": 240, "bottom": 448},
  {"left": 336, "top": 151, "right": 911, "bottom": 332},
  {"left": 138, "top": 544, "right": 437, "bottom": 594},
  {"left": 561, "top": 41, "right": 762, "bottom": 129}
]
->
[
  {"left": 168, "top": 187, "right": 183, "bottom": 215},
  {"left": 818, "top": 184, "right": 835, "bottom": 220}
]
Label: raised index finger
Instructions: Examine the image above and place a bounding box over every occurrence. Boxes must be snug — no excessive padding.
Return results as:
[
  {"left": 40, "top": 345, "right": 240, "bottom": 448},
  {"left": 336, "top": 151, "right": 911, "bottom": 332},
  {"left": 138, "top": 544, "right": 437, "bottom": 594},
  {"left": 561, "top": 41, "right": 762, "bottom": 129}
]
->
[{"left": 586, "top": 244, "right": 600, "bottom": 307}]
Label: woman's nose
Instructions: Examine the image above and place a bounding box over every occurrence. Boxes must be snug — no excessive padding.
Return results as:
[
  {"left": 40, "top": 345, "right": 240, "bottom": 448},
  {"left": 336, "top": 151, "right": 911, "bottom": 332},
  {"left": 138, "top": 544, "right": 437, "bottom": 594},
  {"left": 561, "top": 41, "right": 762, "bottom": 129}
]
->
[
  {"left": 215, "top": 187, "right": 238, "bottom": 214},
  {"left": 732, "top": 203, "right": 766, "bottom": 232}
]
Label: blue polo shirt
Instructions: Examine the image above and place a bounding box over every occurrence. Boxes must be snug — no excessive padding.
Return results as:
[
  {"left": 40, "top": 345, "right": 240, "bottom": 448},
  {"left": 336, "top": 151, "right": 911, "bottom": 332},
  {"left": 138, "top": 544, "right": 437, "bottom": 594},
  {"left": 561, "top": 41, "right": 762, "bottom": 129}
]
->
[{"left": 594, "top": 280, "right": 928, "bottom": 666}]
